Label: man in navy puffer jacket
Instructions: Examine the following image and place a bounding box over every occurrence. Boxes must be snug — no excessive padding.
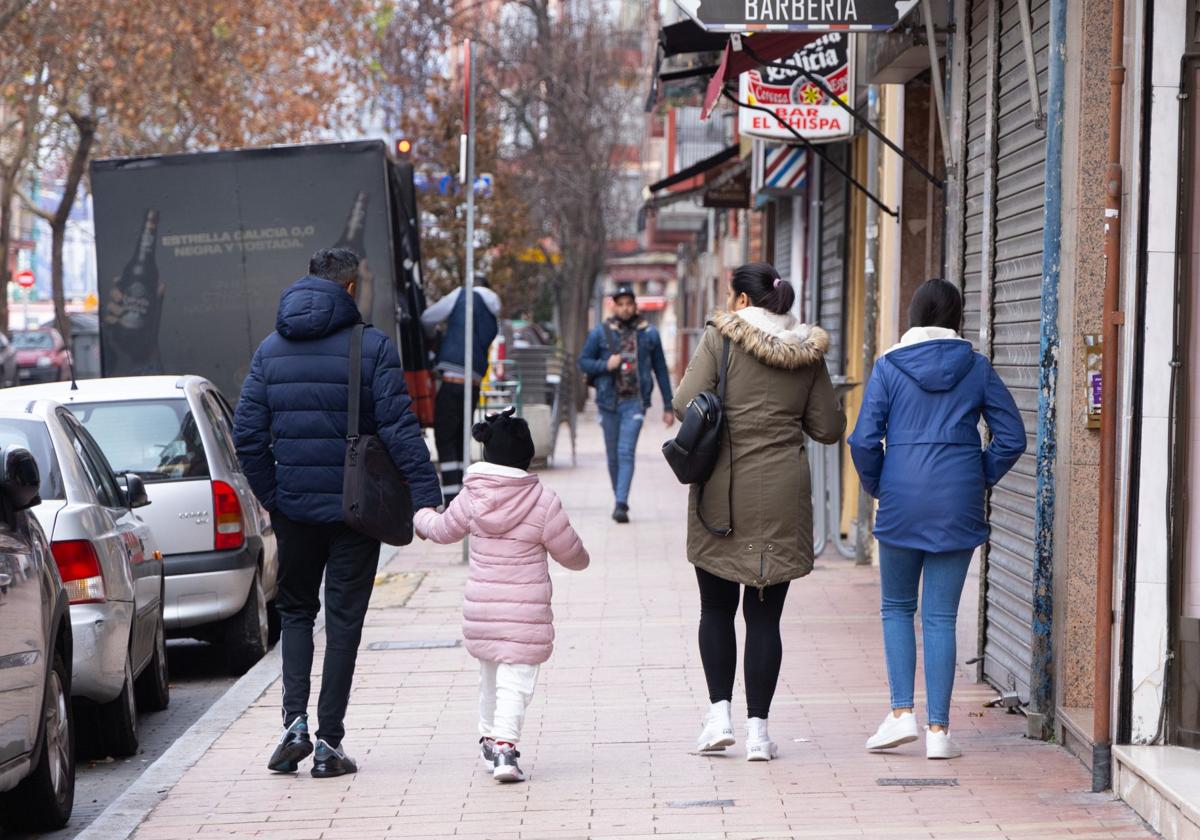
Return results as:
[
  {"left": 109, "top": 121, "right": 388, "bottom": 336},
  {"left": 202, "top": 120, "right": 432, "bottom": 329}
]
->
[{"left": 234, "top": 248, "right": 440, "bottom": 778}]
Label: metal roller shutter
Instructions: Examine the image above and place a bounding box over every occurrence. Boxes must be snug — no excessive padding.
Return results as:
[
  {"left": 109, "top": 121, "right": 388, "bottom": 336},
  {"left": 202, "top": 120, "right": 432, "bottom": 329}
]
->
[
  {"left": 775, "top": 197, "right": 793, "bottom": 283},
  {"left": 974, "top": 0, "right": 1048, "bottom": 706},
  {"left": 961, "top": 0, "right": 992, "bottom": 350},
  {"left": 819, "top": 147, "right": 848, "bottom": 375}
]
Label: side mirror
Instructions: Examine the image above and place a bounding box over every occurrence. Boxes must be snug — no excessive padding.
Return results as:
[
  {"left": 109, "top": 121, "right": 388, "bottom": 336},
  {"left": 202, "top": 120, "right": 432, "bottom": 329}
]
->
[
  {"left": 118, "top": 473, "right": 150, "bottom": 509},
  {"left": 0, "top": 446, "right": 41, "bottom": 511}
]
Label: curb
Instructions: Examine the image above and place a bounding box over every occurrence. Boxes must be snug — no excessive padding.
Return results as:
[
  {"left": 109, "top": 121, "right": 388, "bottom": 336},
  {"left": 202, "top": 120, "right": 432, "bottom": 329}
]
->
[
  {"left": 71, "top": 545, "right": 402, "bottom": 840},
  {"left": 72, "top": 629, "right": 295, "bottom": 840}
]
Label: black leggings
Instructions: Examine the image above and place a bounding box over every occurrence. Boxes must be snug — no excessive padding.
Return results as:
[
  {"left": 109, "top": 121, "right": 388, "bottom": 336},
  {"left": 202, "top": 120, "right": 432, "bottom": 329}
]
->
[{"left": 696, "top": 566, "right": 791, "bottom": 719}]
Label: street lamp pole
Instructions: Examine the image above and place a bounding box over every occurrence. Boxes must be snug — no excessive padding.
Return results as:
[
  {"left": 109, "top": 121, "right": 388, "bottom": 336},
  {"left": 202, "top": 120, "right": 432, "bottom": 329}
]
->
[{"left": 460, "top": 39, "right": 477, "bottom": 564}]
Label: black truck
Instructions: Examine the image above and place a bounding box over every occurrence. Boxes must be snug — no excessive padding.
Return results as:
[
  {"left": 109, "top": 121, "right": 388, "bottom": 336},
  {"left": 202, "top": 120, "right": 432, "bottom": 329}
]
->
[{"left": 90, "top": 140, "right": 434, "bottom": 423}]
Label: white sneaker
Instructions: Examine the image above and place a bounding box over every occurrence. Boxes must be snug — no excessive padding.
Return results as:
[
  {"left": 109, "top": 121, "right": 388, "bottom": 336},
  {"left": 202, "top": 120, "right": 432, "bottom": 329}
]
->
[
  {"left": 492, "top": 744, "right": 527, "bottom": 782},
  {"left": 696, "top": 700, "right": 735, "bottom": 752},
  {"left": 865, "top": 711, "right": 919, "bottom": 751},
  {"left": 925, "top": 727, "right": 962, "bottom": 759},
  {"left": 745, "top": 717, "right": 778, "bottom": 762}
]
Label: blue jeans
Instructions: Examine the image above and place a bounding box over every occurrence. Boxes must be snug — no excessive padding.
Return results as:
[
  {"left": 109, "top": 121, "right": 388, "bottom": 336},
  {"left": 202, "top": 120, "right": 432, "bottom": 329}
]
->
[
  {"left": 599, "top": 399, "right": 645, "bottom": 506},
  {"left": 878, "top": 543, "right": 974, "bottom": 728}
]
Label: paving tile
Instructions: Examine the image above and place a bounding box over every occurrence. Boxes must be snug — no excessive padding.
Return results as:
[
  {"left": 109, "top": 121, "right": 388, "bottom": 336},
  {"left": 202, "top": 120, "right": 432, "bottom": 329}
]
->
[{"left": 130, "top": 419, "right": 1153, "bottom": 840}]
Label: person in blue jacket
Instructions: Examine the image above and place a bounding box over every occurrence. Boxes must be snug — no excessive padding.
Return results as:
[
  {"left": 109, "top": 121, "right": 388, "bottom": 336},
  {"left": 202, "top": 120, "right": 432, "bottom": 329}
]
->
[
  {"left": 849, "top": 278, "right": 1025, "bottom": 761},
  {"left": 420, "top": 273, "right": 501, "bottom": 501},
  {"left": 577, "top": 286, "right": 674, "bottom": 523},
  {"left": 234, "top": 248, "right": 441, "bottom": 779}
]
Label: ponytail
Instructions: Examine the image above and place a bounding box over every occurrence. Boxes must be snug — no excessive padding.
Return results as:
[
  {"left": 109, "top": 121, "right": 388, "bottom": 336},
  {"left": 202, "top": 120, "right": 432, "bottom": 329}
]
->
[{"left": 731, "top": 261, "right": 795, "bottom": 316}]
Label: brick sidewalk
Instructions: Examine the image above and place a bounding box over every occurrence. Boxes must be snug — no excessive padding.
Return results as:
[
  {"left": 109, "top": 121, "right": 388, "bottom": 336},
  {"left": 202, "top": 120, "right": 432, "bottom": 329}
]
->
[{"left": 129, "top": 419, "right": 1154, "bottom": 840}]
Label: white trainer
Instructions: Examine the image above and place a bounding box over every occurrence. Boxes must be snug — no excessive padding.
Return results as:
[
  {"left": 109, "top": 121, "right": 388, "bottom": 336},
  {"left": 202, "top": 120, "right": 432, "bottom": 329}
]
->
[
  {"left": 925, "top": 727, "right": 962, "bottom": 759},
  {"left": 865, "top": 711, "right": 919, "bottom": 751},
  {"left": 745, "top": 717, "right": 778, "bottom": 762},
  {"left": 696, "top": 700, "right": 736, "bottom": 752}
]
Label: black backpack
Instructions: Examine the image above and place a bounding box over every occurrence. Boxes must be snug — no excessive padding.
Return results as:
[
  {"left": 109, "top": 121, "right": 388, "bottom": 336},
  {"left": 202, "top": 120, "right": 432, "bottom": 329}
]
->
[
  {"left": 585, "top": 327, "right": 619, "bottom": 388},
  {"left": 342, "top": 324, "right": 415, "bottom": 546},
  {"left": 662, "top": 337, "right": 732, "bottom": 537}
]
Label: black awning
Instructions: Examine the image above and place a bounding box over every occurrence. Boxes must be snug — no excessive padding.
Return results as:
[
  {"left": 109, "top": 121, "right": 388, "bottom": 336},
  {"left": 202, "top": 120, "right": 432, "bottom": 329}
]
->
[
  {"left": 647, "top": 145, "right": 738, "bottom": 193},
  {"left": 658, "top": 20, "right": 728, "bottom": 58}
]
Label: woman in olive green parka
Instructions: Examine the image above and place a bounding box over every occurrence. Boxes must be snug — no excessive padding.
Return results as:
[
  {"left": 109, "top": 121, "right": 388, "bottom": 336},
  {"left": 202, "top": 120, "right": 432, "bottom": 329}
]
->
[{"left": 673, "top": 262, "right": 844, "bottom": 762}]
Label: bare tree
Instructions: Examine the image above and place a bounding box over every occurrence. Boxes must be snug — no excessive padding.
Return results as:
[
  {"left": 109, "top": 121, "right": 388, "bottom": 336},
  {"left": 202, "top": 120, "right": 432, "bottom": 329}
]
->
[{"left": 483, "top": 0, "right": 640, "bottom": 406}]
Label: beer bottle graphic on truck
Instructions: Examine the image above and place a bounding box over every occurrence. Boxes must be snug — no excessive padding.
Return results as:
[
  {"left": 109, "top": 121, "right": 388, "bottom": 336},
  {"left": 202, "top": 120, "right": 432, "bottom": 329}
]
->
[
  {"left": 105, "top": 208, "right": 164, "bottom": 375},
  {"left": 335, "top": 190, "right": 374, "bottom": 321}
]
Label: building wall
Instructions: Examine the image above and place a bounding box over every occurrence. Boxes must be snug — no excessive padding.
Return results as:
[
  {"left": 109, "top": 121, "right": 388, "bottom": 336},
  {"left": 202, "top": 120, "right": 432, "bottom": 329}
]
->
[
  {"left": 1126, "top": 0, "right": 1185, "bottom": 744},
  {"left": 1053, "top": 0, "right": 1112, "bottom": 715}
]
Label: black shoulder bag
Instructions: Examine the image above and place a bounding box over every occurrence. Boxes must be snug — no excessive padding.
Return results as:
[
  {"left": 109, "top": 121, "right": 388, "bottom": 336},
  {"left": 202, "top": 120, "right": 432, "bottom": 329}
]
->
[
  {"left": 661, "top": 337, "right": 732, "bottom": 537},
  {"left": 343, "top": 324, "right": 415, "bottom": 546},
  {"left": 586, "top": 327, "right": 619, "bottom": 388}
]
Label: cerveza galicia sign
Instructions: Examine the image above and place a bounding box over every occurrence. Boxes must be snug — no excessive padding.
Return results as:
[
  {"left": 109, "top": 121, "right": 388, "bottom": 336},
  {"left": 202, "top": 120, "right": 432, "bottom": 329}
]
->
[{"left": 675, "top": 0, "right": 918, "bottom": 31}]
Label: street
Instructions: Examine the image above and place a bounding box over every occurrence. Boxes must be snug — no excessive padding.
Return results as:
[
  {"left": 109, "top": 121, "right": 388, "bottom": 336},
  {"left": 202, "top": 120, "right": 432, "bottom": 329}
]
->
[{"left": 4, "top": 642, "right": 238, "bottom": 840}]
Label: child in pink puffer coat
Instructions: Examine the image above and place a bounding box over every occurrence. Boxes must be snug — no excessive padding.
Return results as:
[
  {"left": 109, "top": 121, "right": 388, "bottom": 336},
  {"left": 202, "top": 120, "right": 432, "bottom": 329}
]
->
[{"left": 414, "top": 408, "right": 589, "bottom": 784}]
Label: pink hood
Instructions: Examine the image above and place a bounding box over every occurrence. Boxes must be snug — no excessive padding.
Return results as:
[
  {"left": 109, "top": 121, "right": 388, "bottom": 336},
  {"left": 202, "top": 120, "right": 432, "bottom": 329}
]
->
[
  {"left": 413, "top": 463, "right": 589, "bottom": 665},
  {"left": 462, "top": 470, "right": 543, "bottom": 535}
]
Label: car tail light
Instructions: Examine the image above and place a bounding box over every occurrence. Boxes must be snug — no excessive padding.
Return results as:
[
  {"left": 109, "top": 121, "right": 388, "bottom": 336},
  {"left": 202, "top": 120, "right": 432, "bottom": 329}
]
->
[
  {"left": 52, "top": 540, "right": 105, "bottom": 604},
  {"left": 212, "top": 480, "right": 244, "bottom": 551}
]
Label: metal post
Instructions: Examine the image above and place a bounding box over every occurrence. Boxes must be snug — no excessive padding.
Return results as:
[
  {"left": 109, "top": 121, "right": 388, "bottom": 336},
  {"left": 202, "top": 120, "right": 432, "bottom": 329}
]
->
[
  {"left": 856, "top": 87, "right": 882, "bottom": 566},
  {"left": 460, "top": 39, "right": 477, "bottom": 564},
  {"left": 920, "top": 0, "right": 954, "bottom": 170},
  {"left": 1016, "top": 0, "right": 1047, "bottom": 130}
]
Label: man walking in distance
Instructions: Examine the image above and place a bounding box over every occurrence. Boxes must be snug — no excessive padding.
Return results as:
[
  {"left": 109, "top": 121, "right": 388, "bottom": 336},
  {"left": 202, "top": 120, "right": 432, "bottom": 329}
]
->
[
  {"left": 421, "top": 272, "right": 501, "bottom": 501},
  {"left": 234, "top": 247, "right": 441, "bottom": 778},
  {"left": 578, "top": 285, "right": 674, "bottom": 523}
]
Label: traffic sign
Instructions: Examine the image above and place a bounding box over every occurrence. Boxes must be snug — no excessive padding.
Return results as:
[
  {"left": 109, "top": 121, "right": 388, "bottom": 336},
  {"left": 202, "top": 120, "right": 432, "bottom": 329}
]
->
[{"left": 15, "top": 270, "right": 34, "bottom": 289}]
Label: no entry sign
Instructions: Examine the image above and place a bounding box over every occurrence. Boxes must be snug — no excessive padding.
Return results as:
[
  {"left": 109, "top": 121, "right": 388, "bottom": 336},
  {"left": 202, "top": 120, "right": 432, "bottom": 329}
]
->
[
  {"left": 675, "top": 0, "right": 918, "bottom": 32},
  {"left": 15, "top": 270, "right": 34, "bottom": 288}
]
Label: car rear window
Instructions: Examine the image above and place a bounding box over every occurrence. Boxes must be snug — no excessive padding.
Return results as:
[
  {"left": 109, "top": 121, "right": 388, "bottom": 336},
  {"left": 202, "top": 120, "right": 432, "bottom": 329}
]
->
[
  {"left": 0, "top": 418, "right": 64, "bottom": 500},
  {"left": 12, "top": 331, "right": 53, "bottom": 349},
  {"left": 67, "top": 399, "right": 210, "bottom": 483}
]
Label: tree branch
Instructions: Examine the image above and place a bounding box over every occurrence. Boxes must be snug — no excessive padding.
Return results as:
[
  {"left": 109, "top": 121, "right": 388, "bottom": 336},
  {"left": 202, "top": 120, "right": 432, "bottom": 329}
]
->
[{"left": 14, "top": 185, "right": 52, "bottom": 223}]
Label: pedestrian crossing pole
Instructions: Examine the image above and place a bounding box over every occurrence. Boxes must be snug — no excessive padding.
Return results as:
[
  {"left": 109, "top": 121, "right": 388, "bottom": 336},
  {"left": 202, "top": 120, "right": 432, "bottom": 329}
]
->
[{"left": 460, "top": 39, "right": 477, "bottom": 565}]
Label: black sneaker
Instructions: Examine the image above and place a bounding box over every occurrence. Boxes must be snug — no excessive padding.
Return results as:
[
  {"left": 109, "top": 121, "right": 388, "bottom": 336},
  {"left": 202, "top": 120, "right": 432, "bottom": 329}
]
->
[
  {"left": 480, "top": 737, "right": 496, "bottom": 769},
  {"left": 311, "top": 738, "right": 358, "bottom": 778},
  {"left": 267, "top": 715, "right": 313, "bottom": 773},
  {"left": 492, "top": 744, "right": 526, "bottom": 783},
  {"left": 612, "top": 503, "right": 630, "bottom": 524}
]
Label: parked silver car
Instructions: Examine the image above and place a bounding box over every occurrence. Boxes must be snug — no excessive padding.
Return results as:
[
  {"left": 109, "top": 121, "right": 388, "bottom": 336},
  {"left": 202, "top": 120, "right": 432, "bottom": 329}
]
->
[
  {"left": 0, "top": 445, "right": 75, "bottom": 831},
  {"left": 11, "top": 376, "right": 279, "bottom": 674},
  {"left": 0, "top": 399, "right": 167, "bottom": 758}
]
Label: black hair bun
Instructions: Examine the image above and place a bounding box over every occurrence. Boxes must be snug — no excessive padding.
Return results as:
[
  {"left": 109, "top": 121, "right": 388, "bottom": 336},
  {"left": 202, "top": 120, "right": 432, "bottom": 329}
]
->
[{"left": 472, "top": 422, "right": 493, "bottom": 443}]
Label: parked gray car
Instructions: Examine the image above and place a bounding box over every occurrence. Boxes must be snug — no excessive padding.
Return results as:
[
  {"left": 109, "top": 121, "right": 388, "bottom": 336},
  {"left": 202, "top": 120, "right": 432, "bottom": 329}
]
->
[
  {"left": 12, "top": 376, "right": 279, "bottom": 675},
  {"left": 0, "top": 399, "right": 167, "bottom": 758},
  {"left": 0, "top": 445, "right": 75, "bottom": 831}
]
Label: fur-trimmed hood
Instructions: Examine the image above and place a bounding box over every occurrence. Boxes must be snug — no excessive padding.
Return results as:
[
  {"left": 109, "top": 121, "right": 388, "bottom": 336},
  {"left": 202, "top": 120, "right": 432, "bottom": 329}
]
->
[{"left": 710, "top": 308, "right": 828, "bottom": 370}]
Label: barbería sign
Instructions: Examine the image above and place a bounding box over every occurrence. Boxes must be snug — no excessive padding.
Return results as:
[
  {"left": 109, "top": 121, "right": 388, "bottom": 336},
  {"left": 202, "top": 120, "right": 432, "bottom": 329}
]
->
[
  {"left": 675, "top": 0, "right": 917, "bottom": 32},
  {"left": 738, "top": 33, "right": 854, "bottom": 142}
]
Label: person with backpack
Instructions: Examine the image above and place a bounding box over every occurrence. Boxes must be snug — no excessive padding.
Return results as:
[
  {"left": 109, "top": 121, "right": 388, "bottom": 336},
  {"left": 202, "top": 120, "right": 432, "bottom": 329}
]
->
[
  {"left": 234, "top": 247, "right": 441, "bottom": 778},
  {"left": 421, "top": 273, "right": 502, "bottom": 501},
  {"left": 577, "top": 285, "right": 674, "bottom": 523},
  {"left": 673, "top": 262, "right": 844, "bottom": 762},
  {"left": 849, "top": 278, "right": 1025, "bottom": 760},
  {"left": 414, "top": 409, "right": 590, "bottom": 783}
]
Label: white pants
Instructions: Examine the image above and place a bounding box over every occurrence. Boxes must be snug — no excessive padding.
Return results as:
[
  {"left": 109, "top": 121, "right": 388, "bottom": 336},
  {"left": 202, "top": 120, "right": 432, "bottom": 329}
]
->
[{"left": 478, "top": 660, "right": 540, "bottom": 744}]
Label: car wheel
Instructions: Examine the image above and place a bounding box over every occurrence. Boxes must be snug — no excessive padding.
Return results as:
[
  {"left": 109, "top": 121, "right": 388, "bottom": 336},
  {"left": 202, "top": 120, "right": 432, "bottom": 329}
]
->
[
  {"left": 135, "top": 609, "right": 170, "bottom": 712},
  {"left": 226, "top": 567, "right": 268, "bottom": 675},
  {"left": 98, "top": 656, "right": 139, "bottom": 757},
  {"left": 0, "top": 650, "right": 75, "bottom": 831}
]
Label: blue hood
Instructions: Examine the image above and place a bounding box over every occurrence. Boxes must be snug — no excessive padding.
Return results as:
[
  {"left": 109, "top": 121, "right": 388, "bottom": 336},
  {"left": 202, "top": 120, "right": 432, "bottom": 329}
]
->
[
  {"left": 275, "top": 276, "right": 362, "bottom": 341},
  {"left": 887, "top": 339, "right": 976, "bottom": 392}
]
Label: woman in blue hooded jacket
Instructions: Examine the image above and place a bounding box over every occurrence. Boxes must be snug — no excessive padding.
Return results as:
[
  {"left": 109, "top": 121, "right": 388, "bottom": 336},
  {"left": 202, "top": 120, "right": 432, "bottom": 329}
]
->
[{"left": 849, "top": 278, "right": 1025, "bottom": 760}]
